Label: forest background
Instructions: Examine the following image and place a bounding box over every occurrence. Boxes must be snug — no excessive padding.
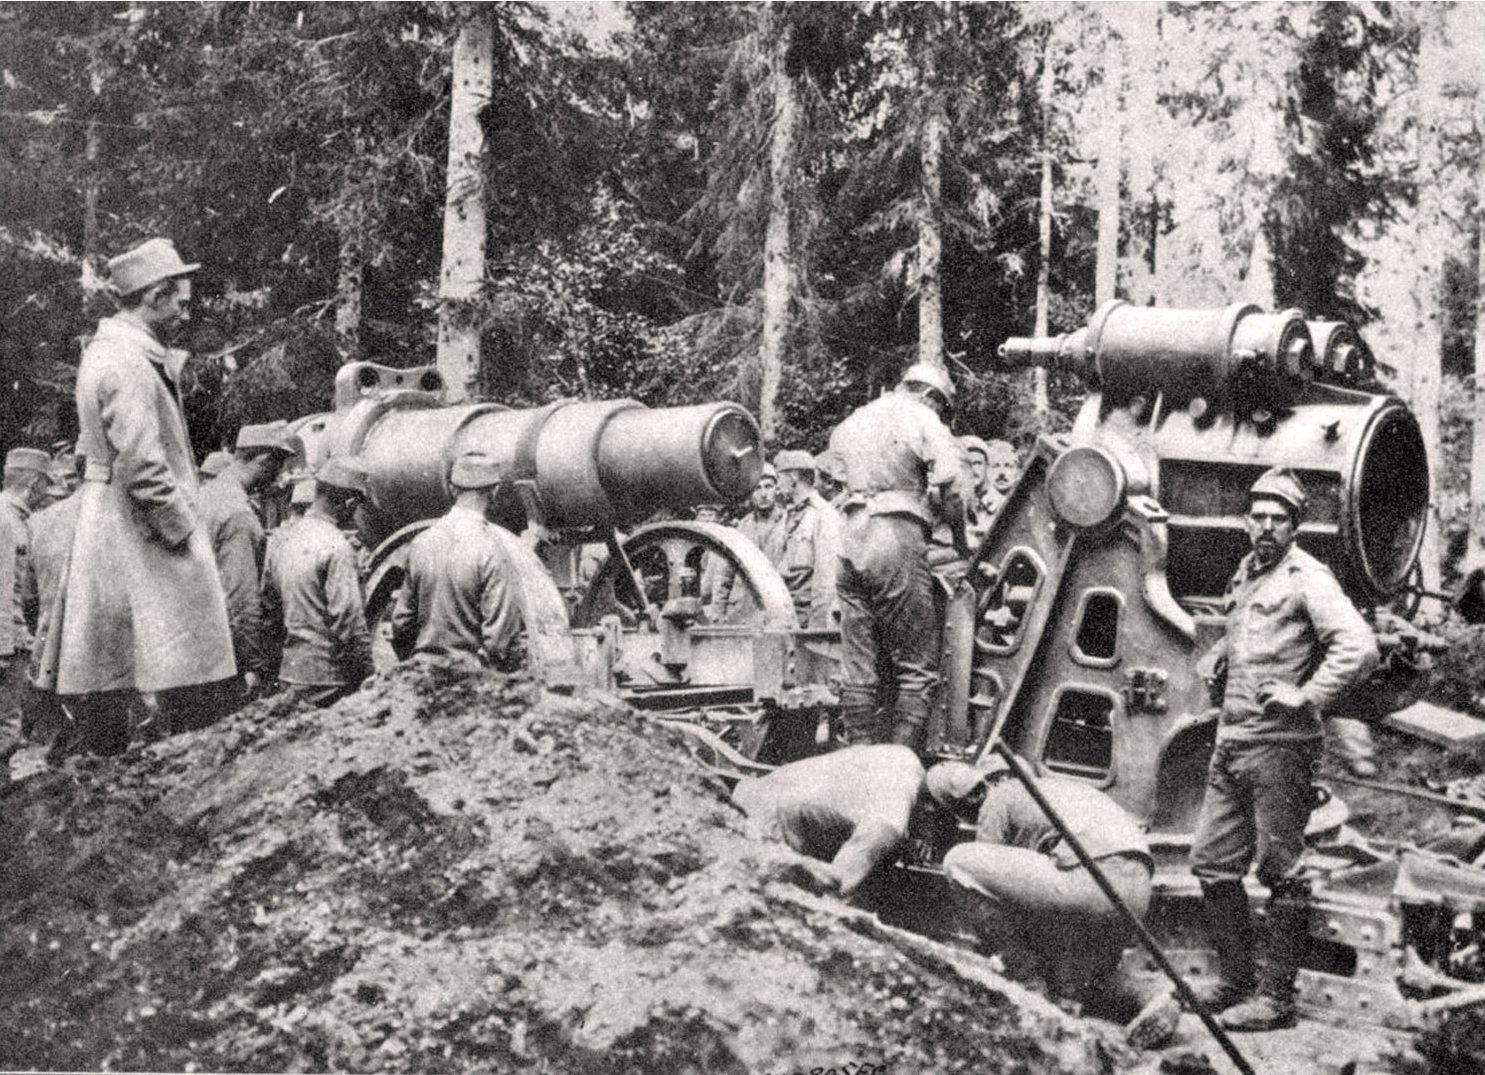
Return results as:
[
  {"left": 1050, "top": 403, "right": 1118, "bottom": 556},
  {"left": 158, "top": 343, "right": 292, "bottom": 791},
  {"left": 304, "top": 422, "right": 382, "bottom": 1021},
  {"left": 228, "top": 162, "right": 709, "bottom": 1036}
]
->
[{"left": 4, "top": 0, "right": 1485, "bottom": 600}]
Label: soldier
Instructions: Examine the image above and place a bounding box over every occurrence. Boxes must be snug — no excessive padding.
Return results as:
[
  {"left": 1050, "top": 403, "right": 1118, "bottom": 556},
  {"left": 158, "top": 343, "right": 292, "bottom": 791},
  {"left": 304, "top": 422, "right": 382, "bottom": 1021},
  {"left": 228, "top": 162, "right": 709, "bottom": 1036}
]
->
[
  {"left": 0, "top": 448, "right": 52, "bottom": 759},
  {"left": 260, "top": 458, "right": 375, "bottom": 708},
  {"left": 389, "top": 451, "right": 523, "bottom": 668},
  {"left": 35, "top": 238, "right": 236, "bottom": 756},
  {"left": 814, "top": 450, "right": 848, "bottom": 509},
  {"left": 714, "top": 463, "right": 787, "bottom": 621},
  {"left": 732, "top": 744, "right": 925, "bottom": 898},
  {"left": 928, "top": 756, "right": 1153, "bottom": 1001},
  {"left": 981, "top": 439, "right": 1019, "bottom": 515},
  {"left": 1191, "top": 467, "right": 1378, "bottom": 1030},
  {"left": 736, "top": 462, "right": 787, "bottom": 564},
  {"left": 197, "top": 422, "right": 296, "bottom": 711},
  {"left": 18, "top": 459, "right": 83, "bottom": 759},
  {"left": 772, "top": 450, "right": 842, "bottom": 629},
  {"left": 957, "top": 436, "right": 995, "bottom": 549},
  {"left": 827, "top": 363, "right": 971, "bottom": 749}
]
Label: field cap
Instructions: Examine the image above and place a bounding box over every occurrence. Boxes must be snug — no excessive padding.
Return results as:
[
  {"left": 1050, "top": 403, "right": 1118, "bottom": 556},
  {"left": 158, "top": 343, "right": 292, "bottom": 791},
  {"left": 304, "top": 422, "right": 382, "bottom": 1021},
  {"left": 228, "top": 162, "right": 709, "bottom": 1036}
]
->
[
  {"left": 814, "top": 450, "right": 847, "bottom": 483},
  {"left": 1249, "top": 467, "right": 1307, "bottom": 518},
  {"left": 4, "top": 447, "right": 51, "bottom": 475},
  {"left": 450, "top": 450, "right": 502, "bottom": 490},
  {"left": 289, "top": 475, "right": 317, "bottom": 506},
  {"left": 774, "top": 449, "right": 815, "bottom": 475},
  {"left": 107, "top": 238, "right": 200, "bottom": 297},
  {"left": 958, "top": 435, "right": 990, "bottom": 462},
  {"left": 925, "top": 756, "right": 1009, "bottom": 806},
  {"left": 236, "top": 421, "right": 295, "bottom": 455},
  {"left": 199, "top": 450, "right": 233, "bottom": 478},
  {"left": 316, "top": 456, "right": 370, "bottom": 496}
]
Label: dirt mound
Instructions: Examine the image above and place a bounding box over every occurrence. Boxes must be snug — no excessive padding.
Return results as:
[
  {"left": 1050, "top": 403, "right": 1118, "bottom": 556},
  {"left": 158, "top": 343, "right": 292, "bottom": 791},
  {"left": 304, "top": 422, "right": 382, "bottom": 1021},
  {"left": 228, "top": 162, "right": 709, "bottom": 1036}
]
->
[{"left": 0, "top": 660, "right": 1125, "bottom": 1073}]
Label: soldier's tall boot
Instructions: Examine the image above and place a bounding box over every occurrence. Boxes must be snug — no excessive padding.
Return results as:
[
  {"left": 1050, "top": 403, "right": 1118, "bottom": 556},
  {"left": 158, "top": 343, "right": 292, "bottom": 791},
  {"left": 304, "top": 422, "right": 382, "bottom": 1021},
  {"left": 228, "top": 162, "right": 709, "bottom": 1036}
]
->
[
  {"left": 889, "top": 692, "right": 930, "bottom": 752},
  {"left": 1192, "top": 880, "right": 1256, "bottom": 1013},
  {"left": 837, "top": 686, "right": 881, "bottom": 746},
  {"left": 1220, "top": 884, "right": 1307, "bottom": 1031}
]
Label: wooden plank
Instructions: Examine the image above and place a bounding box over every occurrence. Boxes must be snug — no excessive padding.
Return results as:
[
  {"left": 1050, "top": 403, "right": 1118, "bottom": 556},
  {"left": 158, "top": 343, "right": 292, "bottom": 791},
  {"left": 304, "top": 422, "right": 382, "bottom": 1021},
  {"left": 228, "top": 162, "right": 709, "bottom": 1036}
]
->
[{"left": 1385, "top": 701, "right": 1485, "bottom": 748}]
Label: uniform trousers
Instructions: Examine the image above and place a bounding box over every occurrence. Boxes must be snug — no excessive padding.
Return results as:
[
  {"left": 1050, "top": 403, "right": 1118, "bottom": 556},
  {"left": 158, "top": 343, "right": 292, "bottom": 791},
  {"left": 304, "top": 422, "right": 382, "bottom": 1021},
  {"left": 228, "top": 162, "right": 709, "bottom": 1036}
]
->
[
  {"left": 943, "top": 844, "right": 1151, "bottom": 997},
  {"left": 1191, "top": 737, "right": 1321, "bottom": 889},
  {"left": 836, "top": 514, "right": 938, "bottom": 743}
]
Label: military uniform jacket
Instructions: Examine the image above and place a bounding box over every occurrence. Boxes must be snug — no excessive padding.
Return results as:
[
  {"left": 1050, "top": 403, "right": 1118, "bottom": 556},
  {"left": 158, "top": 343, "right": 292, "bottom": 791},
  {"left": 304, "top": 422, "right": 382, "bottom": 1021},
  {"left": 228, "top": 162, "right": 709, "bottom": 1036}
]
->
[
  {"left": 35, "top": 316, "right": 234, "bottom": 694},
  {"left": 261, "top": 514, "right": 373, "bottom": 687},
  {"left": 1209, "top": 543, "right": 1378, "bottom": 741},
  {"left": 0, "top": 491, "right": 31, "bottom": 658},
  {"left": 19, "top": 495, "right": 80, "bottom": 686},
  {"left": 388, "top": 504, "right": 521, "bottom": 665},
  {"left": 976, "top": 777, "right": 1152, "bottom": 870},
  {"left": 779, "top": 490, "right": 842, "bottom": 628},
  {"left": 197, "top": 473, "right": 270, "bottom": 677},
  {"left": 827, "top": 392, "right": 969, "bottom": 528}
]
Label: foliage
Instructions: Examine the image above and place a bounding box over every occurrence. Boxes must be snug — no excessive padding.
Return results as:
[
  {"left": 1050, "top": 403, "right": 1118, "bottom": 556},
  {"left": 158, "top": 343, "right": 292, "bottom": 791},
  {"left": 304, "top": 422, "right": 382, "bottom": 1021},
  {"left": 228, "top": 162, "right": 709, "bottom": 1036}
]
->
[{"left": 1264, "top": 2, "right": 1406, "bottom": 324}]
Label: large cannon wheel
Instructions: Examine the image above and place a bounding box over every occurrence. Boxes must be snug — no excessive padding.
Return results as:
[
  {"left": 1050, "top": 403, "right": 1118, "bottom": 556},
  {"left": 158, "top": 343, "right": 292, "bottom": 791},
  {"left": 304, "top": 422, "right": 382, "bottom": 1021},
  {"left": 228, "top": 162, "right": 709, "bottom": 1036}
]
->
[
  {"left": 365, "top": 521, "right": 577, "bottom": 678},
  {"left": 571, "top": 521, "right": 796, "bottom": 631}
]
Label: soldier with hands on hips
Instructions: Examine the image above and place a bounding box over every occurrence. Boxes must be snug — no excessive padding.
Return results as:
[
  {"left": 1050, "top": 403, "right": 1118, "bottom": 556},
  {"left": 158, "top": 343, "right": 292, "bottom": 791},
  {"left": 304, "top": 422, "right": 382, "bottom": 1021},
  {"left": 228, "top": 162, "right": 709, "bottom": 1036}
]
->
[{"left": 1191, "top": 467, "right": 1378, "bottom": 1030}]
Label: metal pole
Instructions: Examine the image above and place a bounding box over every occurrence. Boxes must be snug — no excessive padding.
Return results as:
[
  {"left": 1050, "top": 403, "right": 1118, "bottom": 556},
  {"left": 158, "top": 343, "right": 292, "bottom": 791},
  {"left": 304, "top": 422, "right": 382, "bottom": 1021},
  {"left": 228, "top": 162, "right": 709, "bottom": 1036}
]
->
[{"left": 989, "top": 739, "right": 1256, "bottom": 1075}]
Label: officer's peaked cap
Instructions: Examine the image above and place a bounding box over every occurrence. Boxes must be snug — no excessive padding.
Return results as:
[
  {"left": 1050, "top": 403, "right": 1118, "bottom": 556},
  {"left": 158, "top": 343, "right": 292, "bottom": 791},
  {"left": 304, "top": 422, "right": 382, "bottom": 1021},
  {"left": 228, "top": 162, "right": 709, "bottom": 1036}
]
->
[{"left": 958, "top": 435, "right": 990, "bottom": 462}]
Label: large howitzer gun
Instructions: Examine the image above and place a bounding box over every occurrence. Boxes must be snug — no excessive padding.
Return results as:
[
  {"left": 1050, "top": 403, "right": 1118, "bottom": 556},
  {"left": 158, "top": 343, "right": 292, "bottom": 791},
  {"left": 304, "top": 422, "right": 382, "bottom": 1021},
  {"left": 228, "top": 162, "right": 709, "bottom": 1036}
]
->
[
  {"left": 896, "top": 302, "right": 1476, "bottom": 1030},
  {"left": 936, "top": 300, "right": 1432, "bottom": 835},
  {"left": 289, "top": 362, "right": 822, "bottom": 725}
]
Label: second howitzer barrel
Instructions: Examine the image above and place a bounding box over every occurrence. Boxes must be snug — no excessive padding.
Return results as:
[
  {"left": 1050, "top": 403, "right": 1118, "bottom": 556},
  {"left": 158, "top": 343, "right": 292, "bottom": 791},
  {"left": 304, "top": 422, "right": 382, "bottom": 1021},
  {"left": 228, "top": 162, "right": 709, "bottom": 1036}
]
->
[{"left": 291, "top": 362, "right": 763, "bottom": 545}]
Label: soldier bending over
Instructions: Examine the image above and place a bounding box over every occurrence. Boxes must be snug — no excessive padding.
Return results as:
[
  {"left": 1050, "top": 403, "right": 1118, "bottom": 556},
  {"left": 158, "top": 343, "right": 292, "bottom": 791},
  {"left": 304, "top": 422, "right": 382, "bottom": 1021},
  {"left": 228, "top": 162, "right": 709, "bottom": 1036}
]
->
[
  {"left": 929, "top": 756, "right": 1153, "bottom": 1002},
  {"left": 732, "top": 744, "right": 924, "bottom": 898}
]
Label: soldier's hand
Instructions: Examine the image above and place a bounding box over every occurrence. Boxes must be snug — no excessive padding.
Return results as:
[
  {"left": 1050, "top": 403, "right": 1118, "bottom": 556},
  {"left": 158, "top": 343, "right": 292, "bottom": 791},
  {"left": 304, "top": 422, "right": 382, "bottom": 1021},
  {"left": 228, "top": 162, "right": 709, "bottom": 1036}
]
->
[
  {"left": 1257, "top": 680, "right": 1311, "bottom": 717},
  {"left": 243, "top": 671, "right": 261, "bottom": 698}
]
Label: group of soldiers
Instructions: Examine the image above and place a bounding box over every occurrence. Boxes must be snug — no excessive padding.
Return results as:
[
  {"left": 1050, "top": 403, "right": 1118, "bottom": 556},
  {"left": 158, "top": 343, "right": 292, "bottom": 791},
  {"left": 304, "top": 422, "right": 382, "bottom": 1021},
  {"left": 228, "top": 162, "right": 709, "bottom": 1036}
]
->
[
  {"left": 730, "top": 367, "right": 1380, "bottom": 1034},
  {"left": 0, "top": 238, "right": 528, "bottom": 767},
  {"left": 2, "top": 236, "right": 1386, "bottom": 1037}
]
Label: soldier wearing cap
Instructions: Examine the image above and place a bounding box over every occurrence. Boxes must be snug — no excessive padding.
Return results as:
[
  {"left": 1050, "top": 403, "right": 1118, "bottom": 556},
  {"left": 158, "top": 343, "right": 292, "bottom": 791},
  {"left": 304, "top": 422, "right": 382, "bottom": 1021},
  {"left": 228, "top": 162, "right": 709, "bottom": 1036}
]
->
[
  {"left": 713, "top": 463, "right": 788, "bottom": 622},
  {"left": 197, "top": 422, "right": 296, "bottom": 711},
  {"left": 260, "top": 457, "right": 375, "bottom": 707},
  {"left": 826, "top": 362, "right": 972, "bottom": 749},
  {"left": 928, "top": 756, "right": 1152, "bottom": 1000},
  {"left": 732, "top": 744, "right": 926, "bottom": 898},
  {"left": 0, "top": 448, "right": 54, "bottom": 757},
  {"left": 814, "top": 450, "right": 848, "bottom": 509},
  {"left": 772, "top": 449, "right": 842, "bottom": 629},
  {"left": 32, "top": 239, "right": 236, "bottom": 755},
  {"left": 1190, "top": 466, "right": 1378, "bottom": 1031},
  {"left": 389, "top": 451, "right": 523, "bottom": 669}
]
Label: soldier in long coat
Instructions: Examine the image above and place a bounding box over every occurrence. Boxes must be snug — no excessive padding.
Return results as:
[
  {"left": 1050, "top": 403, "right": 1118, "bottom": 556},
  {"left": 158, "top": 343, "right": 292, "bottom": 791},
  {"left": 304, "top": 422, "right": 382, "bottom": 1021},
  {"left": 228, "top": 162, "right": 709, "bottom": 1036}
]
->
[{"left": 34, "top": 239, "right": 235, "bottom": 755}]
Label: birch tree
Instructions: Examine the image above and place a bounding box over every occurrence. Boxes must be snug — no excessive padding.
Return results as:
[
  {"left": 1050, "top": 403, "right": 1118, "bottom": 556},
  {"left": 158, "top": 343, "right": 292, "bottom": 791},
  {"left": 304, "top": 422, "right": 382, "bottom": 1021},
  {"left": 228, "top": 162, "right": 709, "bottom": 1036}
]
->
[
  {"left": 437, "top": 9, "right": 493, "bottom": 400},
  {"left": 758, "top": 10, "right": 801, "bottom": 445}
]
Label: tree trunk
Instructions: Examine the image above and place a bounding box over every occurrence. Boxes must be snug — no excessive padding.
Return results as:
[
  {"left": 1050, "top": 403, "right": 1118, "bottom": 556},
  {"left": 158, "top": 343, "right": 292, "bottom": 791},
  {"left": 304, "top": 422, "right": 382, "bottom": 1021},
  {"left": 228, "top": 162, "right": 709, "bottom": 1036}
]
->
[
  {"left": 1123, "top": 5, "right": 1159, "bottom": 307},
  {"left": 82, "top": 49, "right": 105, "bottom": 261},
  {"left": 918, "top": 92, "right": 946, "bottom": 371},
  {"left": 1031, "top": 31, "right": 1054, "bottom": 427},
  {"left": 1412, "top": 7, "right": 1448, "bottom": 603},
  {"left": 1470, "top": 166, "right": 1485, "bottom": 571},
  {"left": 1094, "top": 19, "right": 1122, "bottom": 308},
  {"left": 436, "top": 11, "right": 492, "bottom": 401},
  {"left": 335, "top": 230, "right": 364, "bottom": 363},
  {"left": 758, "top": 15, "right": 798, "bottom": 448}
]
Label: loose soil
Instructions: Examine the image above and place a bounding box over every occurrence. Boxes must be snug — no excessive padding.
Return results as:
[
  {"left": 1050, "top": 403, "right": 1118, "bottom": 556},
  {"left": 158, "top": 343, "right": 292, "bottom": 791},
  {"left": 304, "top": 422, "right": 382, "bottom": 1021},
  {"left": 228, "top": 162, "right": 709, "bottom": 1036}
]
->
[{"left": 0, "top": 659, "right": 1125, "bottom": 1074}]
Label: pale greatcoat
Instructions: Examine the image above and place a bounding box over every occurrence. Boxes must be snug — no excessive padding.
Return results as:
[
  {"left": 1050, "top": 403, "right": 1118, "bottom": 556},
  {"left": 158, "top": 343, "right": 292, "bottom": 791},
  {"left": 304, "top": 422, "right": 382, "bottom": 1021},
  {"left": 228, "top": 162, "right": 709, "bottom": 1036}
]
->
[{"left": 35, "top": 316, "right": 235, "bottom": 695}]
